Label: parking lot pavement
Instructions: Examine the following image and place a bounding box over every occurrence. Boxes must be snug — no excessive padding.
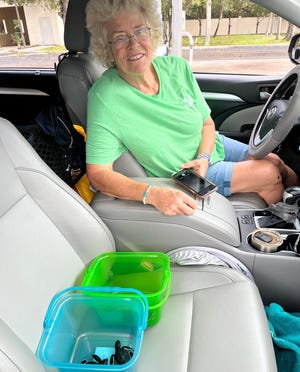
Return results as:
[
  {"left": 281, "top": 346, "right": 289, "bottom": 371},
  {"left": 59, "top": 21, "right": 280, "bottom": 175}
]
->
[
  {"left": 191, "top": 58, "right": 293, "bottom": 74},
  {"left": 0, "top": 53, "right": 60, "bottom": 68},
  {"left": 0, "top": 45, "right": 64, "bottom": 68},
  {"left": 184, "top": 43, "right": 289, "bottom": 60},
  {"left": 181, "top": 44, "right": 294, "bottom": 74}
]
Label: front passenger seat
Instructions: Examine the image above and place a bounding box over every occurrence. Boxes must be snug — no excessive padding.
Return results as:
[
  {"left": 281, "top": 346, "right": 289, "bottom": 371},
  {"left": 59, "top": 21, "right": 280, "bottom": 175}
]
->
[
  {"left": 56, "top": 0, "right": 105, "bottom": 127},
  {"left": 0, "top": 117, "right": 276, "bottom": 371},
  {"left": 56, "top": 0, "right": 146, "bottom": 177},
  {"left": 57, "top": 0, "right": 266, "bottom": 208}
]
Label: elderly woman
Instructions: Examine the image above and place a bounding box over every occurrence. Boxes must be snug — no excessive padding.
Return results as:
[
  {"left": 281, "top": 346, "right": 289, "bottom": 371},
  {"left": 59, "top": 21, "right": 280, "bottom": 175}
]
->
[{"left": 85, "top": 0, "right": 298, "bottom": 216}]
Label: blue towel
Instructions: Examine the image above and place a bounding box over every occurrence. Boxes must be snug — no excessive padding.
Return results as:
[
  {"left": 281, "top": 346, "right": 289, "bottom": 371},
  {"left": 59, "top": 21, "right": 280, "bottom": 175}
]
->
[{"left": 265, "top": 303, "right": 300, "bottom": 372}]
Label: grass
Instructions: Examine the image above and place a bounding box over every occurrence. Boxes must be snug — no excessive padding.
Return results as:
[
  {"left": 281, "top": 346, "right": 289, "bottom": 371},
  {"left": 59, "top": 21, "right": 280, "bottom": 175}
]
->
[
  {"left": 37, "top": 45, "right": 67, "bottom": 54},
  {"left": 182, "top": 34, "right": 289, "bottom": 47}
]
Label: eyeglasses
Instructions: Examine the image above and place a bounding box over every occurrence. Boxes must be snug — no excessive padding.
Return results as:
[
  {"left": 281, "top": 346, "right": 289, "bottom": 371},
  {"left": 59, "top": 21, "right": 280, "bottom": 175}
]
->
[{"left": 108, "top": 26, "right": 151, "bottom": 49}]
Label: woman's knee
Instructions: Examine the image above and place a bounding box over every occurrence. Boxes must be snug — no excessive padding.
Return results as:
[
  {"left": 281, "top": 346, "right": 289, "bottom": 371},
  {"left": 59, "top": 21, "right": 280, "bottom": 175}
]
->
[
  {"left": 258, "top": 159, "right": 282, "bottom": 186},
  {"left": 231, "top": 158, "right": 284, "bottom": 204},
  {"left": 255, "top": 160, "right": 284, "bottom": 204}
]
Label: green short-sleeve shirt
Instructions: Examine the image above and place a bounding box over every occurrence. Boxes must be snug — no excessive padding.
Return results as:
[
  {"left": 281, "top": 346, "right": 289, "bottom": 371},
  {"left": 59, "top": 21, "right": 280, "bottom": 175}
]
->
[{"left": 87, "top": 56, "right": 225, "bottom": 177}]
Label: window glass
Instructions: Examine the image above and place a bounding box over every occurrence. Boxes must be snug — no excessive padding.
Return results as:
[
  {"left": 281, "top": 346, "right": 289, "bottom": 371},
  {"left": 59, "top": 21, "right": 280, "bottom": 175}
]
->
[
  {"left": 0, "top": 1, "right": 66, "bottom": 69},
  {"left": 162, "top": 0, "right": 299, "bottom": 75},
  {"left": 0, "top": 0, "right": 298, "bottom": 76}
]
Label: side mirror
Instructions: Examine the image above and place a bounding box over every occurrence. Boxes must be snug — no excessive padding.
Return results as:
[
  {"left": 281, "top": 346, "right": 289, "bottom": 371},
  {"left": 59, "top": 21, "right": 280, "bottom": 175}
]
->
[{"left": 288, "top": 33, "right": 300, "bottom": 65}]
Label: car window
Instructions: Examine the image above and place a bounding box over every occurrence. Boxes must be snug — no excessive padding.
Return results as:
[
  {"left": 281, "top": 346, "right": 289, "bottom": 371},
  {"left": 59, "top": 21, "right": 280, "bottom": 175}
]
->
[
  {"left": 0, "top": 0, "right": 297, "bottom": 75},
  {"left": 161, "top": 0, "right": 298, "bottom": 75},
  {"left": 0, "top": 1, "right": 66, "bottom": 69}
]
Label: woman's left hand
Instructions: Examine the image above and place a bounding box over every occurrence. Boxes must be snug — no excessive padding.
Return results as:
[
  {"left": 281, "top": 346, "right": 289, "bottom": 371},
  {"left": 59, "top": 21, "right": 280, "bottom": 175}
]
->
[{"left": 181, "top": 157, "right": 209, "bottom": 177}]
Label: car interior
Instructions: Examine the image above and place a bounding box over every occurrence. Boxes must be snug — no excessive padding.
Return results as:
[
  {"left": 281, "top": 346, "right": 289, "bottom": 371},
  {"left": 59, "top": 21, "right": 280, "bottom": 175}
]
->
[
  {"left": 57, "top": 0, "right": 269, "bottom": 209},
  {"left": 59, "top": 0, "right": 300, "bottom": 309},
  {"left": 1, "top": 0, "right": 300, "bottom": 371},
  {"left": 0, "top": 115, "right": 277, "bottom": 371}
]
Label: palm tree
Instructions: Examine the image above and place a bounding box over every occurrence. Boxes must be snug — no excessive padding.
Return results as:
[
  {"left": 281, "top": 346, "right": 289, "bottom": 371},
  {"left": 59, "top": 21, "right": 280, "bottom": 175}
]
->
[{"left": 204, "top": 0, "right": 211, "bottom": 46}]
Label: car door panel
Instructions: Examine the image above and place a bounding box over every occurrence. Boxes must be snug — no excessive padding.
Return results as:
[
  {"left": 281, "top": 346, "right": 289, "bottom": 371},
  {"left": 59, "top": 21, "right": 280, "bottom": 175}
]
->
[
  {"left": 194, "top": 72, "right": 282, "bottom": 142},
  {"left": 216, "top": 105, "right": 264, "bottom": 142}
]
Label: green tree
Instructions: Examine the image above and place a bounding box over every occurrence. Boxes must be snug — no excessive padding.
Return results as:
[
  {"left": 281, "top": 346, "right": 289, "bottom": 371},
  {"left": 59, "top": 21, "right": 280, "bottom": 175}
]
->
[
  {"left": 184, "top": 0, "right": 206, "bottom": 37},
  {"left": 161, "top": 0, "right": 171, "bottom": 22},
  {"left": 4, "top": 0, "right": 68, "bottom": 47},
  {"left": 246, "top": 2, "right": 269, "bottom": 33},
  {"left": 285, "top": 22, "right": 295, "bottom": 41},
  {"left": 222, "top": 0, "right": 236, "bottom": 35},
  {"left": 161, "top": 0, "right": 172, "bottom": 43},
  {"left": 204, "top": 0, "right": 212, "bottom": 45},
  {"left": 213, "top": 0, "right": 225, "bottom": 36}
]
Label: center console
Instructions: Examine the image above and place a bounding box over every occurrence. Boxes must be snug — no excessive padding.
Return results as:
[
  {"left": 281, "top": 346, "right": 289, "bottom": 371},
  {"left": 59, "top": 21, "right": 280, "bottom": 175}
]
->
[
  {"left": 91, "top": 177, "right": 241, "bottom": 252},
  {"left": 237, "top": 209, "right": 300, "bottom": 256},
  {"left": 236, "top": 207, "right": 300, "bottom": 310},
  {"left": 91, "top": 177, "right": 300, "bottom": 311}
]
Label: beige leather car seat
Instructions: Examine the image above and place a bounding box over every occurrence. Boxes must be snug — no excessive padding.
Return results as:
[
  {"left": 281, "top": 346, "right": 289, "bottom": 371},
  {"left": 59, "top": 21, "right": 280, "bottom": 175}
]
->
[
  {"left": 0, "top": 116, "right": 276, "bottom": 371},
  {"left": 56, "top": 0, "right": 105, "bottom": 127}
]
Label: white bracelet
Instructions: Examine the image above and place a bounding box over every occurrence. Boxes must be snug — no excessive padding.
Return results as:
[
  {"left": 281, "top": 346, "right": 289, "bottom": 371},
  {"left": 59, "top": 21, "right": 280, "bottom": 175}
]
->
[{"left": 142, "top": 184, "right": 153, "bottom": 205}]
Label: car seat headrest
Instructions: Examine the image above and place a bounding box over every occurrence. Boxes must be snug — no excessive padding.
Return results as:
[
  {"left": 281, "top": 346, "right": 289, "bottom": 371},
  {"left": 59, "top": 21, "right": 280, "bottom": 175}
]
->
[{"left": 64, "top": 0, "right": 90, "bottom": 53}]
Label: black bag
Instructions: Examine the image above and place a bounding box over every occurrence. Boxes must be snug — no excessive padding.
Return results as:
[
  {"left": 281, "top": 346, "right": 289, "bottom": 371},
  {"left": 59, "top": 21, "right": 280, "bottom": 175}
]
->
[{"left": 34, "top": 101, "right": 86, "bottom": 186}]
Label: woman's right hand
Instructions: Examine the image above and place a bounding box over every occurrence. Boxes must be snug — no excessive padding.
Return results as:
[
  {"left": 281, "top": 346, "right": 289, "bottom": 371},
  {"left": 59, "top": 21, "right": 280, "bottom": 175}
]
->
[{"left": 146, "top": 186, "right": 198, "bottom": 216}]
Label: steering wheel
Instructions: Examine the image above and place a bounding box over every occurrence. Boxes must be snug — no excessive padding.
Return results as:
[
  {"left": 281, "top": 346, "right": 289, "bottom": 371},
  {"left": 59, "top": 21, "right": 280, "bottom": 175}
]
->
[{"left": 249, "top": 64, "right": 300, "bottom": 158}]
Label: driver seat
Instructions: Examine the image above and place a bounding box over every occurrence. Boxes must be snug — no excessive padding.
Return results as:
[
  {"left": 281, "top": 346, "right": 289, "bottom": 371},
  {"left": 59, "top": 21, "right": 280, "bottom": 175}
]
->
[{"left": 57, "top": 0, "right": 266, "bottom": 210}]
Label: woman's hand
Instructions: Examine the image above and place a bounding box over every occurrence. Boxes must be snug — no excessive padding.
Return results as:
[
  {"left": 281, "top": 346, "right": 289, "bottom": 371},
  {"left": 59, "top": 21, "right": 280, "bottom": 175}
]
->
[
  {"left": 87, "top": 164, "right": 198, "bottom": 216},
  {"left": 146, "top": 186, "right": 198, "bottom": 216},
  {"left": 181, "top": 157, "right": 209, "bottom": 177}
]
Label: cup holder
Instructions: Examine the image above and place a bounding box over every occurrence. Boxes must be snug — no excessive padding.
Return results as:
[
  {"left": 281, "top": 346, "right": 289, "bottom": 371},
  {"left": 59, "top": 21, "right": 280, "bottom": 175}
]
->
[
  {"left": 248, "top": 229, "right": 300, "bottom": 255},
  {"left": 249, "top": 229, "right": 283, "bottom": 253}
]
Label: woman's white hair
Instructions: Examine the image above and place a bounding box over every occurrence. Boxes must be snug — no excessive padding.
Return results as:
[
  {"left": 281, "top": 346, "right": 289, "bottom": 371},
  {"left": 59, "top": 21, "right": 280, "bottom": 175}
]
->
[{"left": 86, "top": 0, "right": 163, "bottom": 67}]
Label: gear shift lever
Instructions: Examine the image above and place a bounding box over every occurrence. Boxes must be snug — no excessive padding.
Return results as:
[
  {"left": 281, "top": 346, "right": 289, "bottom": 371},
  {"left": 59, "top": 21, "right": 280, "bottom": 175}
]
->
[{"left": 283, "top": 186, "right": 300, "bottom": 205}]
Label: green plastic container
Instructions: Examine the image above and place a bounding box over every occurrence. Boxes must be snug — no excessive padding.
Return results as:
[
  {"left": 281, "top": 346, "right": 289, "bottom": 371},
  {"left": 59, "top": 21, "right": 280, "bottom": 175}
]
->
[
  {"left": 82, "top": 252, "right": 171, "bottom": 326},
  {"left": 36, "top": 286, "right": 148, "bottom": 372}
]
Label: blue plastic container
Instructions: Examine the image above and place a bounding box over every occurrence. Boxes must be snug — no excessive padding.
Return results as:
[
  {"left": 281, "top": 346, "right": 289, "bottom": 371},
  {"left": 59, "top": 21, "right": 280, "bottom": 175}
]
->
[{"left": 36, "top": 287, "right": 148, "bottom": 372}]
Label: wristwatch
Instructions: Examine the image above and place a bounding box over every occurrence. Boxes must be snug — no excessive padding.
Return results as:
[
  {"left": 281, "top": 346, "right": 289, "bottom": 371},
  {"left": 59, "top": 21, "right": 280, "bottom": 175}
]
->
[{"left": 197, "top": 152, "right": 211, "bottom": 164}]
